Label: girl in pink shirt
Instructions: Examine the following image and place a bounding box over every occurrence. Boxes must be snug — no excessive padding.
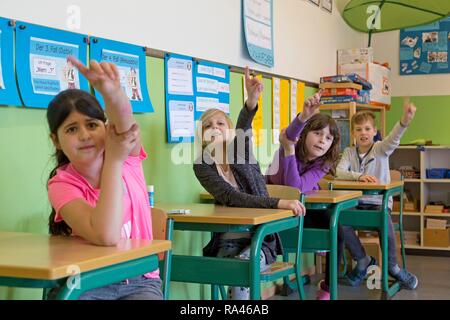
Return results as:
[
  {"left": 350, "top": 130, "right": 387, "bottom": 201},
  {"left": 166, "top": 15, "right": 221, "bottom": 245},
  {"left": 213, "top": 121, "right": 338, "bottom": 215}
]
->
[{"left": 46, "top": 57, "right": 162, "bottom": 300}]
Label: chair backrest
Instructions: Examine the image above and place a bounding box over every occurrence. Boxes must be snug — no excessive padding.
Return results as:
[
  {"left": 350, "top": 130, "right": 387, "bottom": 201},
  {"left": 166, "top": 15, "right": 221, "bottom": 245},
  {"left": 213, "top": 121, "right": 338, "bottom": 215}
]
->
[
  {"left": 390, "top": 169, "right": 402, "bottom": 181},
  {"left": 151, "top": 208, "right": 169, "bottom": 261},
  {"left": 266, "top": 184, "right": 301, "bottom": 200}
]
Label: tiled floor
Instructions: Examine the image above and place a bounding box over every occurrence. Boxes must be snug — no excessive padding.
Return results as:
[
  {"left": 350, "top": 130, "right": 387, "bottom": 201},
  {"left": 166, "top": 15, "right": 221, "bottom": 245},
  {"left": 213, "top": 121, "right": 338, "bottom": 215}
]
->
[{"left": 271, "top": 255, "right": 450, "bottom": 300}]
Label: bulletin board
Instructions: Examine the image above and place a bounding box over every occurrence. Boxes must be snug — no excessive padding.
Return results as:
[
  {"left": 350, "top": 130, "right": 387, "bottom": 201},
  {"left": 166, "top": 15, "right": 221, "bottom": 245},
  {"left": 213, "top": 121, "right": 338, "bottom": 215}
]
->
[{"left": 400, "top": 16, "right": 450, "bottom": 76}]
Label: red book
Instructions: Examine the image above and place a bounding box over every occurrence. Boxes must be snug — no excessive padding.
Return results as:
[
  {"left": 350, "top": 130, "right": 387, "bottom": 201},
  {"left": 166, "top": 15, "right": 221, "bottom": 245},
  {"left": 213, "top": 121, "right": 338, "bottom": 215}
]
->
[{"left": 321, "top": 88, "right": 358, "bottom": 97}]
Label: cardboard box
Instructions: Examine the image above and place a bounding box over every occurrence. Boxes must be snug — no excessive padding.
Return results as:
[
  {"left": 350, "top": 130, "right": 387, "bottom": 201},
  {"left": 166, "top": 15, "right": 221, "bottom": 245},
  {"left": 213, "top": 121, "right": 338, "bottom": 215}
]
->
[
  {"left": 338, "top": 62, "right": 391, "bottom": 106},
  {"left": 423, "top": 228, "right": 449, "bottom": 247},
  {"left": 359, "top": 235, "right": 402, "bottom": 269},
  {"left": 393, "top": 200, "right": 419, "bottom": 212},
  {"left": 424, "top": 205, "right": 445, "bottom": 214},
  {"left": 337, "top": 48, "right": 374, "bottom": 65},
  {"left": 426, "top": 218, "right": 447, "bottom": 229}
]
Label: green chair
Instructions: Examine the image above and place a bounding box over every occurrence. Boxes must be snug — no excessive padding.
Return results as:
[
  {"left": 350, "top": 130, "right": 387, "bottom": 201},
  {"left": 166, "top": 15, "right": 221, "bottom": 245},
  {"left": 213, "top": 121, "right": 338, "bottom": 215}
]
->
[
  {"left": 151, "top": 208, "right": 174, "bottom": 300},
  {"left": 216, "top": 184, "right": 306, "bottom": 300}
]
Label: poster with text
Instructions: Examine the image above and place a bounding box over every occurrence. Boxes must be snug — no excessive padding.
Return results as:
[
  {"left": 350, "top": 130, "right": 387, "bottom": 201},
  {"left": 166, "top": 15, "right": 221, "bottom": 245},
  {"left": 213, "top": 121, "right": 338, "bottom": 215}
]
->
[
  {"left": 243, "top": 0, "right": 274, "bottom": 67},
  {"left": 90, "top": 37, "right": 153, "bottom": 113},
  {"left": 15, "top": 21, "right": 88, "bottom": 108}
]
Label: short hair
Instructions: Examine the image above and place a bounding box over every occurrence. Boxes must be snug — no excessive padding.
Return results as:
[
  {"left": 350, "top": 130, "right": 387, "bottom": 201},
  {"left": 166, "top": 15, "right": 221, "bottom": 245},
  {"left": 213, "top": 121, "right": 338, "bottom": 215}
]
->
[{"left": 351, "top": 111, "right": 376, "bottom": 131}]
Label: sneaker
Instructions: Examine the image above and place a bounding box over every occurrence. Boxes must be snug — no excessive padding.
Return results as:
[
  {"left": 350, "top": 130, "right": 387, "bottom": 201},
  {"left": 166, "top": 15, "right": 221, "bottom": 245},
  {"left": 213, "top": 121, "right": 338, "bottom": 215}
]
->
[
  {"left": 316, "top": 280, "right": 330, "bottom": 300},
  {"left": 389, "top": 268, "right": 418, "bottom": 290},
  {"left": 346, "top": 256, "right": 377, "bottom": 287},
  {"left": 228, "top": 286, "right": 250, "bottom": 300}
]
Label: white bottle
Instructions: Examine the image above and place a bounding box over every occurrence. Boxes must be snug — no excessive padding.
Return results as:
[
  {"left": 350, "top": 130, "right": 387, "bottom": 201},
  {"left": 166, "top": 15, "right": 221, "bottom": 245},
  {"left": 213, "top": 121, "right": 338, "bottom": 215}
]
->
[{"left": 147, "top": 185, "right": 154, "bottom": 208}]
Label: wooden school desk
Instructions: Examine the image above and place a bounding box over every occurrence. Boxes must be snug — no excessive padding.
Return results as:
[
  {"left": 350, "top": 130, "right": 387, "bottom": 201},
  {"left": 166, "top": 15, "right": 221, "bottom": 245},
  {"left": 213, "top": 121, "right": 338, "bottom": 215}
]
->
[
  {"left": 154, "top": 203, "right": 301, "bottom": 300},
  {"left": 319, "top": 180, "right": 405, "bottom": 299},
  {"left": 301, "top": 190, "right": 362, "bottom": 300},
  {"left": 166, "top": 189, "right": 362, "bottom": 300},
  {"left": 0, "top": 231, "right": 171, "bottom": 300}
]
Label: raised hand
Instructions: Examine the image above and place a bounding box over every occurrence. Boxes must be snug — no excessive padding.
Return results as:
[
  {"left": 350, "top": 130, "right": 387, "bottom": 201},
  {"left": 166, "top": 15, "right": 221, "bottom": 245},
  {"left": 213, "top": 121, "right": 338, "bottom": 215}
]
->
[
  {"left": 299, "top": 91, "right": 322, "bottom": 122},
  {"left": 277, "top": 199, "right": 306, "bottom": 216},
  {"left": 105, "top": 123, "right": 139, "bottom": 163},
  {"left": 244, "top": 66, "right": 263, "bottom": 110},
  {"left": 67, "top": 56, "right": 121, "bottom": 98},
  {"left": 359, "top": 175, "right": 379, "bottom": 183},
  {"left": 400, "top": 97, "right": 417, "bottom": 127},
  {"left": 279, "top": 128, "right": 297, "bottom": 156}
]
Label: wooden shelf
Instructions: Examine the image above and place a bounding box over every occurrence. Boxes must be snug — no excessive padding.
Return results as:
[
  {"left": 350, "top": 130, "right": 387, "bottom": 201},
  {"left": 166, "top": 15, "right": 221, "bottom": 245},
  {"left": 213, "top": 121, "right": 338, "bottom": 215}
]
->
[
  {"left": 423, "top": 213, "right": 450, "bottom": 217},
  {"left": 390, "top": 146, "right": 450, "bottom": 255},
  {"left": 391, "top": 211, "right": 421, "bottom": 216},
  {"left": 423, "top": 179, "right": 450, "bottom": 183},
  {"left": 404, "top": 179, "right": 421, "bottom": 183}
]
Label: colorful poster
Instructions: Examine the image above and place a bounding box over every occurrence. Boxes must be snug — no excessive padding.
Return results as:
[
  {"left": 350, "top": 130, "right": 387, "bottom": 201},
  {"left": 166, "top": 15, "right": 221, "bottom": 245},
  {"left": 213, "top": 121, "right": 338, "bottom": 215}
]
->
[
  {"left": 15, "top": 21, "right": 88, "bottom": 108},
  {"left": 102, "top": 50, "right": 142, "bottom": 101},
  {"left": 89, "top": 37, "right": 153, "bottom": 113},
  {"left": 29, "top": 37, "right": 80, "bottom": 95},
  {"left": 165, "top": 53, "right": 196, "bottom": 143},
  {"left": 400, "top": 16, "right": 450, "bottom": 75},
  {"left": 243, "top": 0, "right": 274, "bottom": 67}
]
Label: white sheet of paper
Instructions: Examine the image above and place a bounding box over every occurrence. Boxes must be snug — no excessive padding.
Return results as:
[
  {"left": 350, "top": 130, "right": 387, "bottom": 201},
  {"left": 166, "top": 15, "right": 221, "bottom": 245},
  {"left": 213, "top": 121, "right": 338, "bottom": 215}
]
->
[
  {"left": 197, "top": 65, "right": 214, "bottom": 76},
  {"left": 196, "top": 96, "right": 219, "bottom": 112},
  {"left": 218, "top": 82, "right": 230, "bottom": 94},
  {"left": 272, "top": 77, "right": 281, "bottom": 144},
  {"left": 291, "top": 80, "right": 297, "bottom": 121},
  {"left": 196, "top": 77, "right": 219, "bottom": 94},
  {"left": 245, "top": 18, "right": 272, "bottom": 50},
  {"left": 244, "top": 0, "right": 271, "bottom": 25},
  {"left": 213, "top": 67, "right": 226, "bottom": 79},
  {"left": 169, "top": 100, "right": 194, "bottom": 138},
  {"left": 167, "top": 57, "right": 193, "bottom": 96}
]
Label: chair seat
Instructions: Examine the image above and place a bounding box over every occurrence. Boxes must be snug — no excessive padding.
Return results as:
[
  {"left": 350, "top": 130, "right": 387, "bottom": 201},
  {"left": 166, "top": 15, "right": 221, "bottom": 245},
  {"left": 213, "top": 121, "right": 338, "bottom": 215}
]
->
[{"left": 261, "top": 261, "right": 293, "bottom": 275}]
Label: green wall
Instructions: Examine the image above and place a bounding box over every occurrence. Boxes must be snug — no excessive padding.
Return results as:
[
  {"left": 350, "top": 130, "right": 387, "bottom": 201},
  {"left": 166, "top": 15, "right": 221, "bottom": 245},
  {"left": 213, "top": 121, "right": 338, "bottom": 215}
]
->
[
  {"left": 0, "top": 56, "right": 316, "bottom": 300},
  {"left": 387, "top": 96, "right": 450, "bottom": 145}
]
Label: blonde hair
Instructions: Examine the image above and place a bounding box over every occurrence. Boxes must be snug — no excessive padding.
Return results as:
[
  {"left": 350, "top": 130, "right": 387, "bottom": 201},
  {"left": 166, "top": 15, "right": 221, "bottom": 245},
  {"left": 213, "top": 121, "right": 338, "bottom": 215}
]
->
[
  {"left": 351, "top": 111, "right": 376, "bottom": 131},
  {"left": 197, "top": 108, "right": 234, "bottom": 150}
]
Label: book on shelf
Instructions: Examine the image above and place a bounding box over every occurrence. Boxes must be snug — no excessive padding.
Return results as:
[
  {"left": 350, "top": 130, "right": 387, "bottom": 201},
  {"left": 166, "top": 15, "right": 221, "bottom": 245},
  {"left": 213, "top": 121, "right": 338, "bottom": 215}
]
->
[
  {"left": 319, "top": 82, "right": 363, "bottom": 91},
  {"left": 320, "top": 73, "right": 373, "bottom": 90}
]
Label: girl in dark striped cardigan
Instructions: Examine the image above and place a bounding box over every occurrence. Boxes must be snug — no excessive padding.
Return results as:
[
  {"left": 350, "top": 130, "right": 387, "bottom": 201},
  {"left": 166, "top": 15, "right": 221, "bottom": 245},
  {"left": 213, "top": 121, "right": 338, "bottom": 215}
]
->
[{"left": 193, "top": 67, "right": 305, "bottom": 299}]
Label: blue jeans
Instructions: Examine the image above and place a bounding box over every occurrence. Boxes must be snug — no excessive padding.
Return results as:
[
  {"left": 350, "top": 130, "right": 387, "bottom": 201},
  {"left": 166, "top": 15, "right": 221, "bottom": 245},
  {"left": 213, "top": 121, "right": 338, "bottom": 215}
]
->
[
  {"left": 216, "top": 238, "right": 269, "bottom": 300},
  {"left": 343, "top": 206, "right": 398, "bottom": 269},
  {"left": 48, "top": 276, "right": 163, "bottom": 300}
]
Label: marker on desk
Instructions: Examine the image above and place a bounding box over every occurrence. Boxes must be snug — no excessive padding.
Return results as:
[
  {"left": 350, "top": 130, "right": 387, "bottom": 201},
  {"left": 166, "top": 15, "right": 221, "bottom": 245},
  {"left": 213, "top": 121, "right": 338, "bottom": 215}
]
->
[{"left": 168, "top": 209, "right": 191, "bottom": 215}]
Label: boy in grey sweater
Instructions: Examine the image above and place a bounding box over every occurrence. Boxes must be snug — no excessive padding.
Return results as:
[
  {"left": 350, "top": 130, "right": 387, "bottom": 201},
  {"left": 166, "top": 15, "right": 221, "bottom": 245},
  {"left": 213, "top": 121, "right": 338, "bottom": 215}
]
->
[{"left": 335, "top": 100, "right": 418, "bottom": 290}]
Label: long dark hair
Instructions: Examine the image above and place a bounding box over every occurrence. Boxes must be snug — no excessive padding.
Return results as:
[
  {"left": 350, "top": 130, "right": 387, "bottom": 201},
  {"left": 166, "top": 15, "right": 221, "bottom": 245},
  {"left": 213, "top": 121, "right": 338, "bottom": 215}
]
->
[
  {"left": 295, "top": 113, "right": 341, "bottom": 175},
  {"left": 47, "top": 89, "right": 106, "bottom": 236}
]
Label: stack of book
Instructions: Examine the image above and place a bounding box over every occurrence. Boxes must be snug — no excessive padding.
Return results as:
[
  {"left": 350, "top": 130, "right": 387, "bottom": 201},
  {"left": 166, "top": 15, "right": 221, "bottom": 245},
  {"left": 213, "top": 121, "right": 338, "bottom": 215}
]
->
[{"left": 319, "top": 73, "right": 372, "bottom": 105}]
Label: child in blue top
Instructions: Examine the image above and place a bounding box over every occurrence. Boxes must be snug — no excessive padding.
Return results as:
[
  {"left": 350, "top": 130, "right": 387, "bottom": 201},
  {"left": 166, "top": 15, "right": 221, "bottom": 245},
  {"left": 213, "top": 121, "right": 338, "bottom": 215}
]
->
[{"left": 335, "top": 100, "right": 418, "bottom": 290}]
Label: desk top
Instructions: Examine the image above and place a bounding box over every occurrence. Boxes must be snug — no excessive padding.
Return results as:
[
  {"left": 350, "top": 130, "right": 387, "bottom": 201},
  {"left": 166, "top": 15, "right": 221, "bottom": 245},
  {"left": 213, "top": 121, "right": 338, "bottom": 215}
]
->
[
  {"left": 0, "top": 231, "right": 171, "bottom": 280},
  {"left": 304, "top": 190, "right": 363, "bottom": 203},
  {"left": 319, "top": 179, "right": 404, "bottom": 190},
  {"left": 199, "top": 190, "right": 362, "bottom": 205},
  {"left": 156, "top": 203, "right": 293, "bottom": 225}
]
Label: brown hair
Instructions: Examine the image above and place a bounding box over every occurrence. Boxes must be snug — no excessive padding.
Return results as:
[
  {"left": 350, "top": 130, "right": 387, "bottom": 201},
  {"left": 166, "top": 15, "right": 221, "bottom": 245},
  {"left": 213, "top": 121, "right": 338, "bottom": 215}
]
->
[
  {"left": 351, "top": 111, "right": 376, "bottom": 131},
  {"left": 47, "top": 89, "right": 106, "bottom": 236},
  {"left": 295, "top": 113, "right": 341, "bottom": 175}
]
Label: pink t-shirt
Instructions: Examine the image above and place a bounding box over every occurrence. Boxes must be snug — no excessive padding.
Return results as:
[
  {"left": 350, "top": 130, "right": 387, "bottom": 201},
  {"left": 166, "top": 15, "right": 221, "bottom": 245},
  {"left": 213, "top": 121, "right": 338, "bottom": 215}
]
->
[{"left": 48, "top": 147, "right": 159, "bottom": 279}]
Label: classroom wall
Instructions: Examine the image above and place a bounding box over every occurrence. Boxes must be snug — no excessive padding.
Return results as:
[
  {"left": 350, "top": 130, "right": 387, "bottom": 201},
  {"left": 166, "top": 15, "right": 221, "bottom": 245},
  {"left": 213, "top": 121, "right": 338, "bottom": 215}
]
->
[
  {"left": 0, "top": 0, "right": 365, "bottom": 83},
  {"left": 0, "top": 56, "right": 316, "bottom": 299},
  {"left": 371, "top": 31, "right": 450, "bottom": 145}
]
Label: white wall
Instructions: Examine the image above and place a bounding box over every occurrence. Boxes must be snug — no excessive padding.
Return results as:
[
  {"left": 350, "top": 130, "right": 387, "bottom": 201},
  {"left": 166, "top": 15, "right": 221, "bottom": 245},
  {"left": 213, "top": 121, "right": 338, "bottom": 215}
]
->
[
  {"left": 0, "top": 0, "right": 364, "bottom": 84},
  {"left": 372, "top": 30, "right": 450, "bottom": 97}
]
